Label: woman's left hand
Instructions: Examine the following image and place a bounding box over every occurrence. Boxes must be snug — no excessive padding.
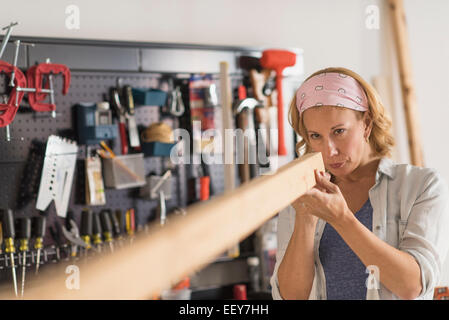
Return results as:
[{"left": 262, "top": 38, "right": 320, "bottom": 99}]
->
[{"left": 297, "top": 170, "right": 352, "bottom": 226}]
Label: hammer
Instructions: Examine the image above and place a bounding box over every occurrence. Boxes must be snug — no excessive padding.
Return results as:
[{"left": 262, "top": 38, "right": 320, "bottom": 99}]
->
[
  {"left": 238, "top": 56, "right": 271, "bottom": 103},
  {"left": 260, "top": 49, "right": 296, "bottom": 156},
  {"left": 238, "top": 56, "right": 272, "bottom": 159},
  {"left": 235, "top": 98, "right": 261, "bottom": 182}
]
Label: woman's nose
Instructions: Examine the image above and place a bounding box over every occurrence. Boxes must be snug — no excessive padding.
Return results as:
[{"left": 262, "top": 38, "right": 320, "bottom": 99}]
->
[{"left": 324, "top": 138, "right": 339, "bottom": 157}]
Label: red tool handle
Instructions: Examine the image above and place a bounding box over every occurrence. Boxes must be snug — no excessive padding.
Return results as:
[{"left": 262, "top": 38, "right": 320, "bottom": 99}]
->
[
  {"left": 238, "top": 85, "right": 247, "bottom": 100},
  {"left": 118, "top": 122, "right": 128, "bottom": 155},
  {"left": 199, "top": 176, "right": 210, "bottom": 201},
  {"left": 275, "top": 71, "right": 287, "bottom": 156},
  {"left": 130, "top": 208, "right": 135, "bottom": 232},
  {"left": 233, "top": 284, "right": 247, "bottom": 300}
]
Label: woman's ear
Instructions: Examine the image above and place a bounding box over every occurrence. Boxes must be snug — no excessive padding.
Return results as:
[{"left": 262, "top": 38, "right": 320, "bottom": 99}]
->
[{"left": 363, "top": 111, "right": 373, "bottom": 139}]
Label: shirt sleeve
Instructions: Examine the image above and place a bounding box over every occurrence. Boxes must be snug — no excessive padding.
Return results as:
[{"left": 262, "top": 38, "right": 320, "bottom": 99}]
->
[
  {"left": 398, "top": 170, "right": 449, "bottom": 299},
  {"left": 270, "top": 206, "right": 320, "bottom": 300},
  {"left": 270, "top": 205, "right": 295, "bottom": 300}
]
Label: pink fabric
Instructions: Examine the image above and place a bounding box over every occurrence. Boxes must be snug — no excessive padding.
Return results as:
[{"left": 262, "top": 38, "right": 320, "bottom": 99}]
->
[{"left": 295, "top": 72, "right": 369, "bottom": 116}]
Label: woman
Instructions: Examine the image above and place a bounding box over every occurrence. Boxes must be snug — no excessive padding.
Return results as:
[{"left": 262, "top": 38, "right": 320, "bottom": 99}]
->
[{"left": 270, "top": 67, "right": 449, "bottom": 300}]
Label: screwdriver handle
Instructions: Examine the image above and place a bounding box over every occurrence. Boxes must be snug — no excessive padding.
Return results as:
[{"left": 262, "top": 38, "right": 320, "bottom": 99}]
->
[
  {"left": 32, "top": 216, "right": 46, "bottom": 238},
  {"left": 18, "top": 217, "right": 31, "bottom": 240},
  {"left": 115, "top": 209, "right": 124, "bottom": 234},
  {"left": 125, "top": 209, "right": 135, "bottom": 236},
  {"left": 129, "top": 209, "right": 135, "bottom": 232},
  {"left": 80, "top": 209, "right": 93, "bottom": 236},
  {"left": 100, "top": 210, "right": 113, "bottom": 234},
  {"left": 92, "top": 212, "right": 102, "bottom": 245},
  {"left": 92, "top": 212, "right": 102, "bottom": 235},
  {"left": 2, "top": 209, "right": 15, "bottom": 239},
  {"left": 109, "top": 210, "right": 121, "bottom": 237}
]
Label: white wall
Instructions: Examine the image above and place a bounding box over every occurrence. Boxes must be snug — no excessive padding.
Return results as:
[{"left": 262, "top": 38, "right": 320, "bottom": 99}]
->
[
  {"left": 2, "top": 0, "right": 449, "bottom": 287},
  {"left": 2, "top": 0, "right": 382, "bottom": 76},
  {"left": 403, "top": 0, "right": 449, "bottom": 287}
]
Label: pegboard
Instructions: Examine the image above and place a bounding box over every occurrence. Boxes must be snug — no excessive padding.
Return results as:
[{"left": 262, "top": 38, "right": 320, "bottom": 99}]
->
[
  {"left": 0, "top": 69, "right": 243, "bottom": 238},
  {"left": 0, "top": 71, "right": 183, "bottom": 231},
  {"left": 0, "top": 37, "right": 304, "bottom": 290}
]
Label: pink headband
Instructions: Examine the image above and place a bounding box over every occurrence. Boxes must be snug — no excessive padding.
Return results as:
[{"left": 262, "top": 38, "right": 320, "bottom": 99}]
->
[{"left": 295, "top": 72, "right": 369, "bottom": 116}]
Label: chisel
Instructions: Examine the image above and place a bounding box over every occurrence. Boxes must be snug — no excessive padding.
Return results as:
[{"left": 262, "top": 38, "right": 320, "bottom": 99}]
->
[
  {"left": 18, "top": 217, "right": 31, "bottom": 298},
  {"left": 100, "top": 210, "right": 114, "bottom": 253},
  {"left": 32, "top": 215, "right": 46, "bottom": 275},
  {"left": 2, "top": 209, "right": 18, "bottom": 297},
  {"left": 92, "top": 212, "right": 103, "bottom": 253},
  {"left": 80, "top": 209, "right": 93, "bottom": 256}
]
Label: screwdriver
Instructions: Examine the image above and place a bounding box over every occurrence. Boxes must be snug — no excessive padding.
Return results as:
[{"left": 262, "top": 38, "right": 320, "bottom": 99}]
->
[
  {"left": 2, "top": 209, "right": 18, "bottom": 297},
  {"left": 0, "top": 222, "right": 3, "bottom": 254},
  {"left": 100, "top": 209, "right": 114, "bottom": 253},
  {"left": 125, "top": 208, "right": 135, "bottom": 244},
  {"left": 115, "top": 209, "right": 125, "bottom": 240},
  {"left": 80, "top": 209, "right": 93, "bottom": 257},
  {"left": 109, "top": 210, "right": 122, "bottom": 246},
  {"left": 32, "top": 215, "right": 46, "bottom": 275},
  {"left": 92, "top": 212, "right": 103, "bottom": 253},
  {"left": 18, "top": 217, "right": 31, "bottom": 298}
]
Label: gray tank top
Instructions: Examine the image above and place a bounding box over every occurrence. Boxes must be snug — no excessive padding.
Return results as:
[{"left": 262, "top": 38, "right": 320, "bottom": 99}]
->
[{"left": 318, "top": 198, "right": 373, "bottom": 300}]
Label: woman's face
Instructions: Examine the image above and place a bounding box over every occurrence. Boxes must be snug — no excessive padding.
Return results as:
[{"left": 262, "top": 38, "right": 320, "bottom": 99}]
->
[{"left": 302, "top": 106, "right": 371, "bottom": 177}]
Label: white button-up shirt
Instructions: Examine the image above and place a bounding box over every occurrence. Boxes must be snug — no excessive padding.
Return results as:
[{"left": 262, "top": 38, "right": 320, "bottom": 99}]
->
[{"left": 271, "top": 157, "right": 449, "bottom": 300}]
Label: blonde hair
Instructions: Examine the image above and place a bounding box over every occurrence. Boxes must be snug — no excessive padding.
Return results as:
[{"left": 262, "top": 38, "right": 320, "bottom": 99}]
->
[{"left": 289, "top": 67, "right": 395, "bottom": 158}]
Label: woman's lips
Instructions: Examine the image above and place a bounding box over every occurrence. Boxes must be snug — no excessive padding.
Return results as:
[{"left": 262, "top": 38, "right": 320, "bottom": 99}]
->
[{"left": 329, "top": 162, "right": 345, "bottom": 169}]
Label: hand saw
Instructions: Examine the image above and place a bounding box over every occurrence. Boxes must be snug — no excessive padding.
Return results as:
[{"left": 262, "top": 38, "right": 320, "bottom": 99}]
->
[{"left": 36, "top": 135, "right": 78, "bottom": 218}]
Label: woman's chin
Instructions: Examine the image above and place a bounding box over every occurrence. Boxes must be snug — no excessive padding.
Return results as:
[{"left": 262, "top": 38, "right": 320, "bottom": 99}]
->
[{"left": 326, "top": 163, "right": 351, "bottom": 177}]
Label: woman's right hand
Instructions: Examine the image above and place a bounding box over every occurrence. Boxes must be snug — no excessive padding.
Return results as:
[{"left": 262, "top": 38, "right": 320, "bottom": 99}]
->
[{"left": 291, "top": 171, "right": 332, "bottom": 228}]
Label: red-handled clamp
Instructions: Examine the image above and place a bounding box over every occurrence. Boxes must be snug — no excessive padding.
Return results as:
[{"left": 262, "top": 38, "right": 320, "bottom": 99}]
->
[
  {"left": 27, "top": 63, "right": 71, "bottom": 112},
  {"left": 26, "top": 65, "right": 48, "bottom": 102},
  {"left": 0, "top": 60, "right": 26, "bottom": 127}
]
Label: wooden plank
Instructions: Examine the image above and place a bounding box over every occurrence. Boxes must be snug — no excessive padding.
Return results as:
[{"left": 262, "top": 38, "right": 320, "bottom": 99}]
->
[
  {"left": 388, "top": 0, "right": 424, "bottom": 166},
  {"left": 0, "top": 152, "right": 324, "bottom": 300},
  {"left": 220, "top": 61, "right": 240, "bottom": 258},
  {"left": 219, "top": 61, "right": 236, "bottom": 191}
]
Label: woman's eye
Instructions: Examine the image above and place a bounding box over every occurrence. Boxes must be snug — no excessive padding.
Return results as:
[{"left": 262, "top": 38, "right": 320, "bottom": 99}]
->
[
  {"left": 334, "top": 128, "right": 345, "bottom": 135},
  {"left": 310, "top": 133, "right": 320, "bottom": 139}
]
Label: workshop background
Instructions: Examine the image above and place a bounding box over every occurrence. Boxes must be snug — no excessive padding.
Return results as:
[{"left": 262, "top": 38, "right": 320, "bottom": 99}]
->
[{"left": 0, "top": 0, "right": 448, "bottom": 299}]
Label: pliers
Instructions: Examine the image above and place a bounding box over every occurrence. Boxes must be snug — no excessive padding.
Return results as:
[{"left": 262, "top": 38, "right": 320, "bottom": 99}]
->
[
  {"left": 110, "top": 88, "right": 129, "bottom": 155},
  {"left": 62, "top": 219, "right": 91, "bottom": 257}
]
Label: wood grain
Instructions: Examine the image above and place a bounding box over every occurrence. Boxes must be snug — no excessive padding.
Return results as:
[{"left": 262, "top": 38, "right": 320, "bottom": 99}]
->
[{"left": 0, "top": 152, "right": 324, "bottom": 300}]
